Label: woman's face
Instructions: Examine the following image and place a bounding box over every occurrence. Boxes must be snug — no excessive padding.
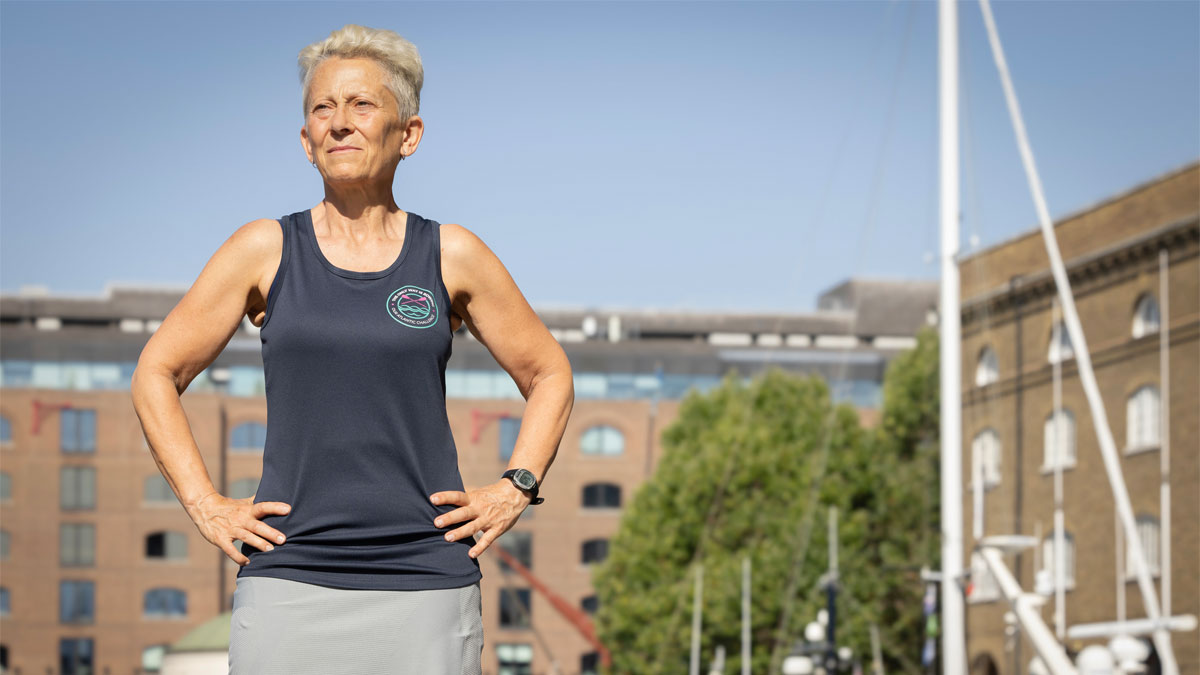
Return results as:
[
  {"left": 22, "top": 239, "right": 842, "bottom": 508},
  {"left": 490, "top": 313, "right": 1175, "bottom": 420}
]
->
[{"left": 301, "top": 57, "right": 420, "bottom": 184}]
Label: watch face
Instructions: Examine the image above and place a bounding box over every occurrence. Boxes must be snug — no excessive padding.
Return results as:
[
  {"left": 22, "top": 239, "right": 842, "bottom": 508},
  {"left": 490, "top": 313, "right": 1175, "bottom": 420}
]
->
[{"left": 513, "top": 468, "right": 536, "bottom": 490}]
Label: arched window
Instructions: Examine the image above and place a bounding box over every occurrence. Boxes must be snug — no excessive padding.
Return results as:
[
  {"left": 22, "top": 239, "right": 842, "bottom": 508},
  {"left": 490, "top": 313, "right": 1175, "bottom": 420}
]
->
[
  {"left": 580, "top": 425, "right": 624, "bottom": 456},
  {"left": 968, "top": 551, "right": 998, "bottom": 603},
  {"left": 1043, "top": 409, "right": 1076, "bottom": 471},
  {"left": 1041, "top": 529, "right": 1076, "bottom": 589},
  {"left": 0, "top": 587, "right": 9, "bottom": 616},
  {"left": 972, "top": 429, "right": 1001, "bottom": 489},
  {"left": 1126, "top": 385, "right": 1160, "bottom": 452},
  {"left": 1132, "top": 293, "right": 1160, "bottom": 339},
  {"left": 582, "top": 482, "right": 622, "bottom": 508},
  {"left": 143, "top": 474, "right": 174, "bottom": 503},
  {"left": 145, "top": 531, "right": 187, "bottom": 560},
  {"left": 975, "top": 346, "right": 999, "bottom": 387},
  {"left": 1047, "top": 321, "right": 1073, "bottom": 365},
  {"left": 581, "top": 538, "right": 609, "bottom": 564},
  {"left": 228, "top": 477, "right": 260, "bottom": 500},
  {"left": 143, "top": 588, "right": 187, "bottom": 618},
  {"left": 230, "top": 422, "right": 267, "bottom": 452},
  {"left": 0, "top": 415, "right": 10, "bottom": 444},
  {"left": 1125, "top": 515, "right": 1161, "bottom": 579}
]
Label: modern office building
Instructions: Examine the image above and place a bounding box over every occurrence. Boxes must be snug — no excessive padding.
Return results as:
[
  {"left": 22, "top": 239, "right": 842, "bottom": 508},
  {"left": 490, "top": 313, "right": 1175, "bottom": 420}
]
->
[
  {"left": 958, "top": 160, "right": 1199, "bottom": 674},
  {"left": 0, "top": 276, "right": 936, "bottom": 675}
]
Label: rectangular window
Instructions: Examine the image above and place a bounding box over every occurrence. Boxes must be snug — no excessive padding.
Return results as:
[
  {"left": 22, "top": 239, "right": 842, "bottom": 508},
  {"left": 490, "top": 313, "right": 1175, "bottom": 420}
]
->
[
  {"left": 60, "top": 523, "right": 96, "bottom": 567},
  {"left": 496, "top": 643, "right": 533, "bottom": 675},
  {"left": 59, "top": 637, "right": 94, "bottom": 675},
  {"left": 61, "top": 466, "right": 97, "bottom": 510},
  {"left": 1041, "top": 532, "right": 1076, "bottom": 589},
  {"left": 498, "top": 417, "right": 521, "bottom": 461},
  {"left": 60, "top": 409, "right": 97, "bottom": 453},
  {"left": 968, "top": 552, "right": 999, "bottom": 603},
  {"left": 60, "top": 580, "right": 95, "bottom": 624},
  {"left": 1125, "top": 518, "right": 1161, "bottom": 579},
  {"left": 497, "top": 531, "right": 532, "bottom": 574},
  {"left": 499, "top": 588, "right": 531, "bottom": 629}
]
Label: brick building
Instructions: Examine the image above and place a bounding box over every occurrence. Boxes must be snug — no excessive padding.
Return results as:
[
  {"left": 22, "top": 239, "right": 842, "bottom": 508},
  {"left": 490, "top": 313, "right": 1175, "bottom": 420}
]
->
[
  {"left": 0, "top": 278, "right": 935, "bottom": 675},
  {"left": 958, "top": 160, "right": 1199, "bottom": 673}
]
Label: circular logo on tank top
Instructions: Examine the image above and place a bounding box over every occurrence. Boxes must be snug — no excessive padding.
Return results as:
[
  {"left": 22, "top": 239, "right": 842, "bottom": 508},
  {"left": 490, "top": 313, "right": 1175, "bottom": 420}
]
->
[{"left": 386, "top": 285, "right": 438, "bottom": 329}]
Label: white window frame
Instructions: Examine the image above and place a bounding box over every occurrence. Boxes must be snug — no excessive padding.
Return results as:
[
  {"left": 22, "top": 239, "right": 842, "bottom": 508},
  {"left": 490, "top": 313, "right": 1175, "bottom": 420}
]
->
[
  {"left": 975, "top": 346, "right": 999, "bottom": 387},
  {"left": 1041, "top": 530, "right": 1076, "bottom": 591},
  {"left": 1132, "top": 293, "right": 1160, "bottom": 339},
  {"left": 968, "top": 551, "right": 1000, "bottom": 603},
  {"left": 1125, "top": 385, "right": 1161, "bottom": 454},
  {"left": 972, "top": 429, "right": 1002, "bottom": 489},
  {"left": 1047, "top": 321, "right": 1074, "bottom": 365},
  {"left": 1042, "top": 409, "right": 1076, "bottom": 473},
  {"left": 1124, "top": 515, "right": 1161, "bottom": 580}
]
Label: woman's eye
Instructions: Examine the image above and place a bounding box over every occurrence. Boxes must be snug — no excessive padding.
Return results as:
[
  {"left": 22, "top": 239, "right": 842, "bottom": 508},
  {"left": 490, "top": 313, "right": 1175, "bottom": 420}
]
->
[{"left": 355, "top": 101, "right": 371, "bottom": 108}]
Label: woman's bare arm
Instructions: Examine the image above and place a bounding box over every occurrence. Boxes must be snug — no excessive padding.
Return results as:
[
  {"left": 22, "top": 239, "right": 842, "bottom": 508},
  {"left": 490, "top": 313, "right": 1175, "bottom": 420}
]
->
[
  {"left": 130, "top": 217, "right": 291, "bottom": 563},
  {"left": 430, "top": 223, "right": 574, "bottom": 558}
]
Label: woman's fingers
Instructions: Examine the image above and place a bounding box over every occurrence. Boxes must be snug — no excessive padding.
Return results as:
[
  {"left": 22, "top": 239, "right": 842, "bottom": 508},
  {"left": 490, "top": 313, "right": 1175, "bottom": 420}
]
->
[
  {"left": 468, "top": 528, "right": 500, "bottom": 559},
  {"left": 445, "top": 520, "right": 480, "bottom": 542},
  {"left": 434, "top": 506, "right": 472, "bottom": 528},
  {"left": 221, "top": 540, "right": 251, "bottom": 566},
  {"left": 191, "top": 494, "right": 291, "bottom": 566},
  {"left": 253, "top": 501, "right": 292, "bottom": 518},
  {"left": 430, "top": 491, "right": 468, "bottom": 506},
  {"left": 235, "top": 526, "right": 279, "bottom": 555}
]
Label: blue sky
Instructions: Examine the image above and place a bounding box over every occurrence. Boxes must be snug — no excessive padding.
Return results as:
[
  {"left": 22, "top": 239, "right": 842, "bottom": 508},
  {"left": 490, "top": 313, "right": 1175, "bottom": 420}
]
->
[{"left": 2, "top": 1, "right": 1196, "bottom": 312}]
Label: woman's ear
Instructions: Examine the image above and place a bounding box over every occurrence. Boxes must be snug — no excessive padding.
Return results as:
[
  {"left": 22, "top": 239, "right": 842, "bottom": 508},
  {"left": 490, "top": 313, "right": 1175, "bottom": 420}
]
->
[
  {"left": 300, "top": 126, "right": 313, "bottom": 164},
  {"left": 402, "top": 115, "right": 425, "bottom": 157}
]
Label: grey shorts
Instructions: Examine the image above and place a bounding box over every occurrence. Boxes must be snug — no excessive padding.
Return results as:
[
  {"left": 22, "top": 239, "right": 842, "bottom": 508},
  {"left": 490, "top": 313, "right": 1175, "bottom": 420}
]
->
[{"left": 229, "top": 575, "right": 484, "bottom": 675}]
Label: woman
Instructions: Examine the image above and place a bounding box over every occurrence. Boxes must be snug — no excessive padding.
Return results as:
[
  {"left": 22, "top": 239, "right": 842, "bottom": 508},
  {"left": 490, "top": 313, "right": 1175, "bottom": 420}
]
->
[{"left": 130, "top": 24, "right": 574, "bottom": 674}]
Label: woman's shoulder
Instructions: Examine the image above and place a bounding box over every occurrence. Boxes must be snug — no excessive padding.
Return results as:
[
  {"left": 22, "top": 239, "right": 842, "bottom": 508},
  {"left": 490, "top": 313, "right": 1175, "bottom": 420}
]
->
[
  {"left": 436, "top": 222, "right": 489, "bottom": 257},
  {"left": 227, "top": 217, "right": 286, "bottom": 258}
]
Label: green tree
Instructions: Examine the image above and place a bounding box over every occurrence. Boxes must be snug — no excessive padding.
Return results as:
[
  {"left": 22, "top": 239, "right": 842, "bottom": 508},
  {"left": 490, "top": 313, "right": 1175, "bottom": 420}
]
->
[{"left": 591, "top": 326, "right": 940, "bottom": 674}]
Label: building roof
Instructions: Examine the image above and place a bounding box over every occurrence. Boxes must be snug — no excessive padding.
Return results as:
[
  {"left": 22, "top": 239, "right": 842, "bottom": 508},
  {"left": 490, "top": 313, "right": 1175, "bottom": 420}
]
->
[{"left": 168, "top": 610, "right": 234, "bottom": 653}]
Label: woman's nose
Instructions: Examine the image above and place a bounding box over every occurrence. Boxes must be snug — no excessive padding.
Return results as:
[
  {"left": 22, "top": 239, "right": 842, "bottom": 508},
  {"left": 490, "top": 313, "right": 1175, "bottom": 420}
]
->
[{"left": 331, "top": 103, "right": 354, "bottom": 134}]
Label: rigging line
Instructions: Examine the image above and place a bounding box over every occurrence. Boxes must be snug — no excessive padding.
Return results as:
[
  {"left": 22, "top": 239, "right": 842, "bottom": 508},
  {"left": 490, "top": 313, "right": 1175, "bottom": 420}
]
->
[
  {"left": 782, "top": 0, "right": 901, "bottom": 297},
  {"left": 836, "top": 580, "right": 927, "bottom": 674},
  {"left": 639, "top": 1, "right": 918, "bottom": 670},
  {"left": 644, "top": 1, "right": 911, "bottom": 669},
  {"left": 768, "top": 1, "right": 922, "bottom": 672},
  {"left": 648, "top": 398, "right": 756, "bottom": 675},
  {"left": 959, "top": 10, "right": 1005, "bottom": 540}
]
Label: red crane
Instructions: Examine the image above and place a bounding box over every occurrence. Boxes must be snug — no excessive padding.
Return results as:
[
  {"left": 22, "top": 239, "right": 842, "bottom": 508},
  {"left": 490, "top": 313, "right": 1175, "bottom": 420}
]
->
[{"left": 489, "top": 545, "right": 612, "bottom": 669}]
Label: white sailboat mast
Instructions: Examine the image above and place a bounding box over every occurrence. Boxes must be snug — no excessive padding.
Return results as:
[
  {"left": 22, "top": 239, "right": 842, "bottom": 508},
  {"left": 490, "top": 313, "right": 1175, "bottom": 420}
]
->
[{"left": 937, "top": 1, "right": 966, "bottom": 673}]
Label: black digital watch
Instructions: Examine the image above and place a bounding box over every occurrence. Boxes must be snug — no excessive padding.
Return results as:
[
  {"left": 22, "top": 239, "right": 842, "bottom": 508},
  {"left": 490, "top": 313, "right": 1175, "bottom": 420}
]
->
[{"left": 501, "top": 468, "right": 544, "bottom": 505}]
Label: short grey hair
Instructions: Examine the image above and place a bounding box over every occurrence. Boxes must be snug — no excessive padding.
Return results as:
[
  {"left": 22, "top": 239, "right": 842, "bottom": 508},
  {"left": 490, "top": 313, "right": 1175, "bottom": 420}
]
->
[{"left": 297, "top": 24, "right": 424, "bottom": 123}]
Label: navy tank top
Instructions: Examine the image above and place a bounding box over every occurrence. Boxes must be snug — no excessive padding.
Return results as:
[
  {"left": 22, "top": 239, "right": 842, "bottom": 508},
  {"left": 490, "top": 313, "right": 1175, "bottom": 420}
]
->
[{"left": 236, "top": 207, "right": 482, "bottom": 591}]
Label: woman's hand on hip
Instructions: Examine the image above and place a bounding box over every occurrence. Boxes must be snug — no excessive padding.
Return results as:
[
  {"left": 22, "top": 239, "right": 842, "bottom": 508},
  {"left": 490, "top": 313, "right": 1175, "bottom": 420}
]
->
[
  {"left": 190, "top": 492, "right": 292, "bottom": 566},
  {"left": 430, "top": 481, "right": 531, "bottom": 559}
]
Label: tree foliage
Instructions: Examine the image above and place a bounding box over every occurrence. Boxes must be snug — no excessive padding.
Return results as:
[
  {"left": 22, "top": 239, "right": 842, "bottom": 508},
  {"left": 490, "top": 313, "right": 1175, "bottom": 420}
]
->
[{"left": 591, "top": 326, "right": 941, "bottom": 674}]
